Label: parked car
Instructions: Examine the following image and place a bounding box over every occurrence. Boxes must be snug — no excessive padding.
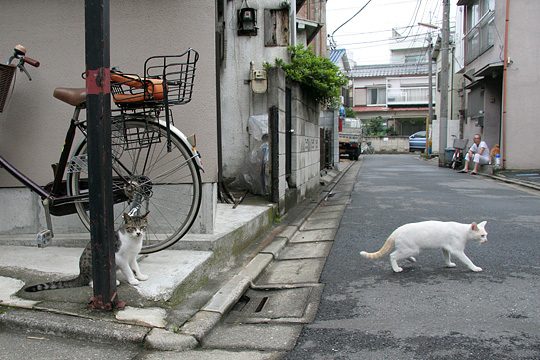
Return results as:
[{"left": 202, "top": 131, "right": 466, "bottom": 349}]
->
[{"left": 409, "top": 130, "right": 426, "bottom": 152}]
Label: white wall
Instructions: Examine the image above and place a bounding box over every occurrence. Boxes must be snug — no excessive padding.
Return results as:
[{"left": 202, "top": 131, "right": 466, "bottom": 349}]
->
[
  {"left": 0, "top": 0, "right": 219, "bottom": 234},
  {"left": 220, "top": 0, "right": 290, "bottom": 181},
  {"left": 431, "top": 119, "right": 460, "bottom": 154},
  {"left": 0, "top": 0, "right": 218, "bottom": 186},
  {"left": 504, "top": 1, "right": 540, "bottom": 169}
]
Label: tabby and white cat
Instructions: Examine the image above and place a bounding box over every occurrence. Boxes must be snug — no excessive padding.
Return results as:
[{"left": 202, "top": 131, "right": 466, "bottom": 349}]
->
[
  {"left": 360, "top": 220, "right": 488, "bottom": 273},
  {"left": 25, "top": 213, "right": 149, "bottom": 292}
]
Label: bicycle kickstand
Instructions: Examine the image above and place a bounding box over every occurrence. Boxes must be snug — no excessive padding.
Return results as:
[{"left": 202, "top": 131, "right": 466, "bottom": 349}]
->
[{"left": 36, "top": 198, "right": 54, "bottom": 248}]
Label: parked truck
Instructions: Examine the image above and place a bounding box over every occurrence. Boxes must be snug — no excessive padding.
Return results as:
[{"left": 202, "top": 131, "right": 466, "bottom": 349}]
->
[{"left": 339, "top": 118, "right": 362, "bottom": 160}]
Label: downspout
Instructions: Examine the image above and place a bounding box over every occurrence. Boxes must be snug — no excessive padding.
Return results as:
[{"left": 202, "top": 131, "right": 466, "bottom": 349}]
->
[
  {"left": 215, "top": 0, "right": 230, "bottom": 202},
  {"left": 501, "top": 0, "right": 510, "bottom": 169},
  {"left": 290, "top": 0, "right": 297, "bottom": 46},
  {"left": 450, "top": 43, "right": 454, "bottom": 125}
]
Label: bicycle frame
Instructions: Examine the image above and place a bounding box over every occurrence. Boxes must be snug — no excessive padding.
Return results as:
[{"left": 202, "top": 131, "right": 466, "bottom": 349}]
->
[
  {"left": 0, "top": 107, "right": 88, "bottom": 209},
  {"left": 2, "top": 45, "right": 203, "bottom": 251}
]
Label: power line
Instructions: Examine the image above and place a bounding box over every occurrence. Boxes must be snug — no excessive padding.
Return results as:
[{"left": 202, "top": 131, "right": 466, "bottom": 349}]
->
[
  {"left": 330, "top": 0, "right": 374, "bottom": 50},
  {"left": 394, "top": 0, "right": 423, "bottom": 43}
]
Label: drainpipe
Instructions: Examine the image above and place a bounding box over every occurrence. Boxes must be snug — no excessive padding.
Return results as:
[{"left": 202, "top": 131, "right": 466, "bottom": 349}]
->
[
  {"left": 501, "top": 0, "right": 510, "bottom": 169},
  {"left": 290, "top": 0, "right": 297, "bottom": 46},
  {"left": 215, "top": 1, "right": 224, "bottom": 196},
  {"left": 450, "top": 43, "right": 455, "bottom": 129}
]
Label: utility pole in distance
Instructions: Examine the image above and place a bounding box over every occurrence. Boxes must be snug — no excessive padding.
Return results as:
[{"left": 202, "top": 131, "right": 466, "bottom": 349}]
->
[
  {"left": 419, "top": 22, "right": 437, "bottom": 157},
  {"left": 438, "top": 0, "right": 450, "bottom": 167}
]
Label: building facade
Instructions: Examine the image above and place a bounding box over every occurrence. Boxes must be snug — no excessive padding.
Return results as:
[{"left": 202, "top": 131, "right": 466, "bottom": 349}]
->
[
  {"left": 0, "top": 0, "right": 330, "bottom": 236},
  {"left": 350, "top": 63, "right": 433, "bottom": 137},
  {"left": 455, "top": 0, "right": 540, "bottom": 170}
]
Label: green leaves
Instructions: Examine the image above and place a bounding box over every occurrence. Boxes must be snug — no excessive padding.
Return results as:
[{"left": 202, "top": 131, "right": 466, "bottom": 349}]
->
[{"left": 274, "top": 45, "right": 348, "bottom": 107}]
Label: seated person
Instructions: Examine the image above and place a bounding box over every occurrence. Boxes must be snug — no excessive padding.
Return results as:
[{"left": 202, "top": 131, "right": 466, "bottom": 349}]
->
[{"left": 459, "top": 134, "right": 490, "bottom": 175}]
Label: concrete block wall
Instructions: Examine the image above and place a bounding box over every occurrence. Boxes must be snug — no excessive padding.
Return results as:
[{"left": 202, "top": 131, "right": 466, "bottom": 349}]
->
[
  {"left": 267, "top": 68, "right": 321, "bottom": 211},
  {"left": 365, "top": 137, "right": 409, "bottom": 153},
  {"left": 289, "top": 85, "right": 321, "bottom": 199},
  {"left": 267, "top": 68, "right": 288, "bottom": 205}
]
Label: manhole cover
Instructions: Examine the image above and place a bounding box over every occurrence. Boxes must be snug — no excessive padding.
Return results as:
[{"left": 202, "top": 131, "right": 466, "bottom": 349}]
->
[{"left": 225, "top": 285, "right": 323, "bottom": 324}]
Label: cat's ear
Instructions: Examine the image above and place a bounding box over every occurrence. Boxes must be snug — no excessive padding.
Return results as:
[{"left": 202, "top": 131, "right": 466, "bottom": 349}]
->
[
  {"left": 123, "top": 213, "right": 131, "bottom": 223},
  {"left": 478, "top": 221, "right": 487, "bottom": 228},
  {"left": 471, "top": 222, "right": 478, "bottom": 231}
]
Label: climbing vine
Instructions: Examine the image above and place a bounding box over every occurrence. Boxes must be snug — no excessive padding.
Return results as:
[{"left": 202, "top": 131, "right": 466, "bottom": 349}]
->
[{"left": 269, "top": 45, "right": 348, "bottom": 107}]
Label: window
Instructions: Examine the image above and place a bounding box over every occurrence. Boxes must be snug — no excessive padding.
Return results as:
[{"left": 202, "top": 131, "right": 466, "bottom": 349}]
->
[
  {"left": 264, "top": 9, "right": 289, "bottom": 47},
  {"left": 367, "top": 87, "right": 386, "bottom": 105},
  {"left": 465, "top": 0, "right": 495, "bottom": 63},
  {"left": 404, "top": 55, "right": 424, "bottom": 64}
]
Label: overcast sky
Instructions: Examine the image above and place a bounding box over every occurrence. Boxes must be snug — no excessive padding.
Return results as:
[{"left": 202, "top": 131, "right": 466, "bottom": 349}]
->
[{"left": 326, "top": 0, "right": 458, "bottom": 65}]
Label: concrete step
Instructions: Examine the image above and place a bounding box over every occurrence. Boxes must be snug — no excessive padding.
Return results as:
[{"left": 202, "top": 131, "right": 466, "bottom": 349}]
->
[
  {"left": 0, "top": 203, "right": 274, "bottom": 252},
  {"left": 0, "top": 200, "right": 276, "bottom": 331}
]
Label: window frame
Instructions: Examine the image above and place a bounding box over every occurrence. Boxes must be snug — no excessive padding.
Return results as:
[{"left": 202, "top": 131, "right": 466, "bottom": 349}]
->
[
  {"left": 367, "top": 87, "right": 386, "bottom": 106},
  {"left": 464, "top": 0, "right": 495, "bottom": 64}
]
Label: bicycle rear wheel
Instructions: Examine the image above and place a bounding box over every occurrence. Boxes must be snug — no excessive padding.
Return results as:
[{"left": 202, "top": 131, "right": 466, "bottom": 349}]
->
[{"left": 67, "top": 118, "right": 202, "bottom": 254}]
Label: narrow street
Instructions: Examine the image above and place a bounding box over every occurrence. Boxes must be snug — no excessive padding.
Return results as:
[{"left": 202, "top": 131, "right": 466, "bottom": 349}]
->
[
  {"left": 286, "top": 154, "right": 540, "bottom": 359},
  {"left": 1, "top": 155, "right": 539, "bottom": 360}
]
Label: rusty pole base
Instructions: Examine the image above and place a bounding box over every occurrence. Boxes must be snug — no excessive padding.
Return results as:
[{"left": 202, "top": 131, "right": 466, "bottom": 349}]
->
[{"left": 88, "top": 292, "right": 126, "bottom": 311}]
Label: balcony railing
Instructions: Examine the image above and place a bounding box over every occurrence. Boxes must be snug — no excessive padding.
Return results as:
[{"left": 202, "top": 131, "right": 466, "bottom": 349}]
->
[{"left": 386, "top": 86, "right": 433, "bottom": 106}]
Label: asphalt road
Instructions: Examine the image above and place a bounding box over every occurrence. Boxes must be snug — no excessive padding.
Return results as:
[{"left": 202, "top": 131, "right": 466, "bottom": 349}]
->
[{"left": 286, "top": 154, "right": 540, "bottom": 359}]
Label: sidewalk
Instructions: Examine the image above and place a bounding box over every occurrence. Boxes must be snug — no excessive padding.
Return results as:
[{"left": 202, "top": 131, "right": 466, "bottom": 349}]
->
[
  {"left": 420, "top": 155, "right": 540, "bottom": 191},
  {"left": 489, "top": 169, "right": 540, "bottom": 191},
  {"left": 0, "top": 161, "right": 353, "bottom": 351}
]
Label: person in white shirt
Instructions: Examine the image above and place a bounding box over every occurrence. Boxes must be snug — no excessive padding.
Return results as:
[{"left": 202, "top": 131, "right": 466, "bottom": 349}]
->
[{"left": 459, "top": 134, "right": 490, "bottom": 175}]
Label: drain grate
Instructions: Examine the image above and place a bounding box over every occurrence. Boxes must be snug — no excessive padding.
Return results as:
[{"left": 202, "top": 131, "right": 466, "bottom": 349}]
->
[{"left": 225, "top": 285, "right": 323, "bottom": 324}]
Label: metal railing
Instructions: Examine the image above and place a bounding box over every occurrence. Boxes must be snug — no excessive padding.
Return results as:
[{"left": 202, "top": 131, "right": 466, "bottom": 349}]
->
[{"left": 386, "top": 86, "right": 433, "bottom": 105}]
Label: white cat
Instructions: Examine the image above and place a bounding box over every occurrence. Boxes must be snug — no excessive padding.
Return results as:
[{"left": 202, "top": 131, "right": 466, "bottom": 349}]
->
[{"left": 360, "top": 221, "right": 487, "bottom": 273}]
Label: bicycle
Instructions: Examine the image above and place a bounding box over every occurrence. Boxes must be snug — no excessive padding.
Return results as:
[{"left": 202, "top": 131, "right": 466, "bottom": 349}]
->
[
  {"left": 0, "top": 44, "right": 203, "bottom": 254},
  {"left": 360, "top": 140, "right": 375, "bottom": 155},
  {"left": 448, "top": 136, "right": 468, "bottom": 170}
]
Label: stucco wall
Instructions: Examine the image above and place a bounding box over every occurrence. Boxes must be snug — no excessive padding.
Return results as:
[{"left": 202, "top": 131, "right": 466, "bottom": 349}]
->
[
  {"left": 0, "top": 0, "right": 218, "bottom": 186},
  {"left": 504, "top": 1, "right": 540, "bottom": 169},
  {"left": 0, "top": 0, "right": 219, "bottom": 234},
  {"left": 457, "top": 0, "right": 540, "bottom": 170},
  {"left": 220, "top": 0, "right": 290, "bottom": 181}
]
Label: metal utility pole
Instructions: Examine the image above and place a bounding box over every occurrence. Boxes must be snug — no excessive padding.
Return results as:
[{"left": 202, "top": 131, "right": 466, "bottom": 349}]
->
[
  {"left": 85, "top": 0, "right": 121, "bottom": 310},
  {"left": 438, "top": 0, "right": 450, "bottom": 166},
  {"left": 418, "top": 22, "right": 437, "bottom": 157},
  {"left": 427, "top": 33, "right": 434, "bottom": 155}
]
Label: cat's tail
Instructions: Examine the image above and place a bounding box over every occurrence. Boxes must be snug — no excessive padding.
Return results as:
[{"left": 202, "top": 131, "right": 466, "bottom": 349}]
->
[
  {"left": 24, "top": 275, "right": 90, "bottom": 292},
  {"left": 360, "top": 236, "right": 395, "bottom": 260}
]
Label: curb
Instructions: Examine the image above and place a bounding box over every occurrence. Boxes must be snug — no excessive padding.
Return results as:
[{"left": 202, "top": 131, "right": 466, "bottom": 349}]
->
[
  {"left": 0, "top": 308, "right": 150, "bottom": 344},
  {"left": 486, "top": 174, "right": 540, "bottom": 192},
  {"left": 167, "top": 161, "right": 357, "bottom": 351}
]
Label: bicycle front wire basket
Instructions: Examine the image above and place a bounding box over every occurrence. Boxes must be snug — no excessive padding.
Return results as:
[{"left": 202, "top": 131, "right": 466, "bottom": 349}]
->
[{"left": 0, "top": 64, "right": 16, "bottom": 113}]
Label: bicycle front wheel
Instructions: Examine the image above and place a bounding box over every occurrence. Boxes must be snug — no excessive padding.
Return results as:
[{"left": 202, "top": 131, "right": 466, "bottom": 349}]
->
[{"left": 67, "top": 118, "right": 202, "bottom": 254}]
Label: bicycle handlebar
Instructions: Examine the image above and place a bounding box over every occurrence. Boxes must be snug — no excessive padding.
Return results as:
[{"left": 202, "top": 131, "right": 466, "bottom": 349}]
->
[
  {"left": 23, "top": 56, "right": 40, "bottom": 68},
  {"left": 6, "top": 45, "right": 40, "bottom": 80}
]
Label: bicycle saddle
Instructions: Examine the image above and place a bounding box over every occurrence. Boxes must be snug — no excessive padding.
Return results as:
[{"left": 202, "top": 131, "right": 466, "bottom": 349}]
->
[{"left": 53, "top": 87, "right": 86, "bottom": 107}]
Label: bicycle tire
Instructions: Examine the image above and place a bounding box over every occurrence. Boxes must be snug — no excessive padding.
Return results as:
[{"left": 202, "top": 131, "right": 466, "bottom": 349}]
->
[{"left": 67, "top": 118, "right": 202, "bottom": 254}]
